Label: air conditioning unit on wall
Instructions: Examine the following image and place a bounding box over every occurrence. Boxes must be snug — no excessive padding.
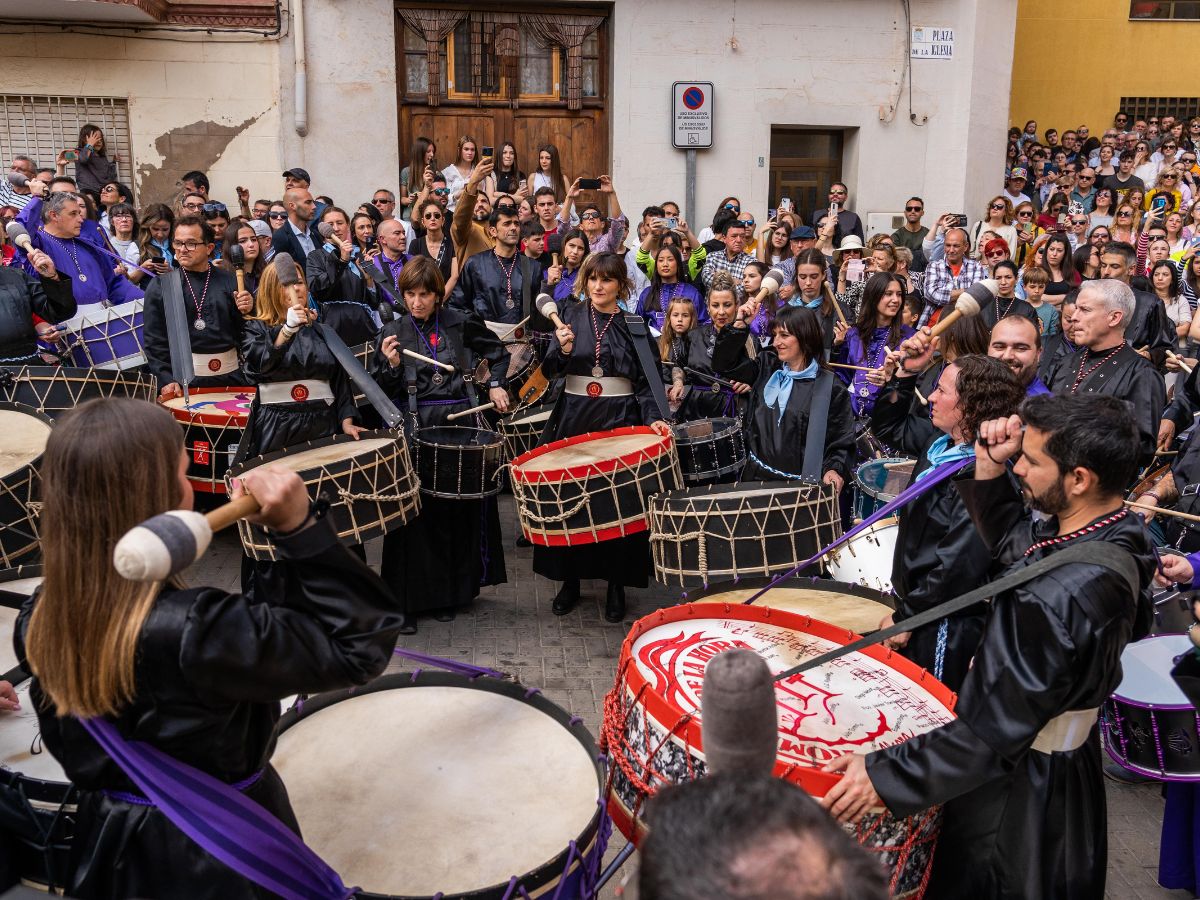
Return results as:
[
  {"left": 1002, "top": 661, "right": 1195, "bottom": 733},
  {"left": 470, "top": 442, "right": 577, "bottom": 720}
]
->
[{"left": 866, "top": 212, "right": 904, "bottom": 239}]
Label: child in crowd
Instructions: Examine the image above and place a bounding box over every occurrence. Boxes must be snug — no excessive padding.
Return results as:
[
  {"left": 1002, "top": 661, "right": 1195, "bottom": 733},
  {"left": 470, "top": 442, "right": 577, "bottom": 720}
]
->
[
  {"left": 1021, "top": 266, "right": 1056, "bottom": 335},
  {"left": 660, "top": 295, "right": 699, "bottom": 415}
]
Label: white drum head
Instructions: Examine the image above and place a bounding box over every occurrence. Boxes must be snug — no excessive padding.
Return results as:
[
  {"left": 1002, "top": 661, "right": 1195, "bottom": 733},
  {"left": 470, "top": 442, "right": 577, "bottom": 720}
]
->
[
  {"left": 0, "top": 680, "right": 68, "bottom": 785},
  {"left": 522, "top": 432, "right": 662, "bottom": 472},
  {"left": 248, "top": 437, "right": 393, "bottom": 473},
  {"left": 0, "top": 410, "right": 50, "bottom": 478},
  {"left": 826, "top": 520, "right": 899, "bottom": 594},
  {"left": 738, "top": 586, "right": 891, "bottom": 635},
  {"left": 1113, "top": 634, "right": 1193, "bottom": 706},
  {"left": 273, "top": 684, "right": 599, "bottom": 895},
  {"left": 507, "top": 407, "right": 553, "bottom": 429}
]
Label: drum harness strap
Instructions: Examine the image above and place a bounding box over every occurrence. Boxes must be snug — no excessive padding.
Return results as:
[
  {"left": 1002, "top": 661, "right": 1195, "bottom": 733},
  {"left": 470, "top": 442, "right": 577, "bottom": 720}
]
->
[
  {"left": 746, "top": 370, "right": 834, "bottom": 484},
  {"left": 316, "top": 323, "right": 403, "bottom": 429},
  {"left": 622, "top": 313, "right": 672, "bottom": 422},
  {"left": 161, "top": 267, "right": 197, "bottom": 405}
]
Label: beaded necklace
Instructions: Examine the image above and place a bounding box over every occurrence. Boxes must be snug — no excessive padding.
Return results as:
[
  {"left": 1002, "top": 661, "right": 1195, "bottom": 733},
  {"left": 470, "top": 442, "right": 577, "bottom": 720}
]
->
[
  {"left": 1023, "top": 509, "right": 1128, "bottom": 557},
  {"left": 1070, "top": 341, "right": 1125, "bottom": 394}
]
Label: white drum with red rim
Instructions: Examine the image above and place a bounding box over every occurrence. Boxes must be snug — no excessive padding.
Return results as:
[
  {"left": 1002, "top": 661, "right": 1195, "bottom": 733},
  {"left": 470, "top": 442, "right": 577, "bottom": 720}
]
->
[{"left": 161, "top": 388, "right": 253, "bottom": 494}]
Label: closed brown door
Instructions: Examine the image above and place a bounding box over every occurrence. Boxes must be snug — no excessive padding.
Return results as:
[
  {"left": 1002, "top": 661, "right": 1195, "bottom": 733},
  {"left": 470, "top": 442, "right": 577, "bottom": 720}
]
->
[{"left": 769, "top": 129, "right": 843, "bottom": 223}]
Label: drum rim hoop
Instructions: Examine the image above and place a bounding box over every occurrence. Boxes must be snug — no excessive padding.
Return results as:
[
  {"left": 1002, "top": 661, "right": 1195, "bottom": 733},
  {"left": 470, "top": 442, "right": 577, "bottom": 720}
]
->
[
  {"left": 671, "top": 417, "right": 741, "bottom": 442},
  {"left": 511, "top": 426, "right": 673, "bottom": 484},
  {"left": 651, "top": 478, "right": 831, "bottom": 506},
  {"left": 57, "top": 297, "right": 143, "bottom": 333},
  {"left": 160, "top": 386, "right": 252, "bottom": 426},
  {"left": 225, "top": 428, "right": 403, "bottom": 479},
  {"left": 686, "top": 574, "right": 895, "bottom": 606},
  {"left": 414, "top": 425, "right": 505, "bottom": 451},
  {"left": 612, "top": 600, "right": 958, "bottom": 798},
  {"left": 276, "top": 671, "right": 606, "bottom": 899}
]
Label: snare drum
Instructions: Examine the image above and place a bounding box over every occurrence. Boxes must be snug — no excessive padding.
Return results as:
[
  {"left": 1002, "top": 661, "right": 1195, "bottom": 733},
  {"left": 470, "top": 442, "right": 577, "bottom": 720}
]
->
[
  {"left": 505, "top": 341, "right": 536, "bottom": 386},
  {"left": 413, "top": 426, "right": 504, "bottom": 499},
  {"left": 58, "top": 299, "right": 145, "bottom": 370},
  {"left": 0, "top": 677, "right": 76, "bottom": 890},
  {"left": 602, "top": 603, "right": 953, "bottom": 897},
  {"left": 273, "top": 672, "right": 607, "bottom": 899},
  {"left": 672, "top": 418, "right": 746, "bottom": 484},
  {"left": 227, "top": 430, "right": 420, "bottom": 561},
  {"left": 649, "top": 481, "right": 841, "bottom": 588},
  {"left": 1104, "top": 634, "right": 1200, "bottom": 781},
  {"left": 0, "top": 565, "right": 42, "bottom": 678},
  {"left": 690, "top": 577, "right": 894, "bottom": 636},
  {"left": 853, "top": 457, "right": 916, "bottom": 521},
  {"left": 0, "top": 404, "right": 53, "bottom": 568},
  {"left": 0, "top": 366, "right": 156, "bottom": 419},
  {"left": 825, "top": 518, "right": 899, "bottom": 594},
  {"left": 161, "top": 388, "right": 253, "bottom": 494},
  {"left": 499, "top": 405, "right": 553, "bottom": 463},
  {"left": 511, "top": 426, "right": 681, "bottom": 547}
]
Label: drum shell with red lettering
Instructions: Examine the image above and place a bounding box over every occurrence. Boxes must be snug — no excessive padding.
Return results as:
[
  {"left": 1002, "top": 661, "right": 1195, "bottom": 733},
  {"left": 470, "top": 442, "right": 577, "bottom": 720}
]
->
[{"left": 160, "top": 388, "right": 253, "bottom": 494}]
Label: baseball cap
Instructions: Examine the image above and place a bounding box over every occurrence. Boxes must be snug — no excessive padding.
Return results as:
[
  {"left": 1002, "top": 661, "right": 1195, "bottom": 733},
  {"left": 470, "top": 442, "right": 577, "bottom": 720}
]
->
[
  {"left": 790, "top": 226, "right": 817, "bottom": 240},
  {"left": 1008, "top": 167, "right": 1028, "bottom": 181},
  {"left": 248, "top": 219, "right": 272, "bottom": 239},
  {"left": 282, "top": 167, "right": 311, "bottom": 184}
]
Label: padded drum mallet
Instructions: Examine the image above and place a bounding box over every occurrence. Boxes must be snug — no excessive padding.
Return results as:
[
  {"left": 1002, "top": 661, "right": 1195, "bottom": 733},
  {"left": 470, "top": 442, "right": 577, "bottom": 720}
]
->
[{"left": 113, "top": 493, "right": 261, "bottom": 582}]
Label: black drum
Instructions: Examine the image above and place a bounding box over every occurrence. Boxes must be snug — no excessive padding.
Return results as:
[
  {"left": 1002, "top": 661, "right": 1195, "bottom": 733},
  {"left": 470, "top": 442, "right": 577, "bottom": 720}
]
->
[
  {"left": 0, "top": 365, "right": 156, "bottom": 419},
  {"left": 413, "top": 426, "right": 505, "bottom": 499},
  {"left": 0, "top": 404, "right": 53, "bottom": 568},
  {"left": 672, "top": 418, "right": 746, "bottom": 484}
]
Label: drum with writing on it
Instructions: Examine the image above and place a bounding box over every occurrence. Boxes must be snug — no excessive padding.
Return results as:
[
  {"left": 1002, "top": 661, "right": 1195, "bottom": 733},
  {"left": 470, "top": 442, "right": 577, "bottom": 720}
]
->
[
  {"left": 602, "top": 602, "right": 955, "bottom": 898},
  {"left": 161, "top": 388, "right": 253, "bottom": 494},
  {"left": 690, "top": 576, "right": 894, "bottom": 637}
]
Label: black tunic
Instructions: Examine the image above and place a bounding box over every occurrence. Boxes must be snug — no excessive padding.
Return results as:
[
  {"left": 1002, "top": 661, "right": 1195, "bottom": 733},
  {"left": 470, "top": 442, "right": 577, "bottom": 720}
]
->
[
  {"left": 0, "top": 266, "right": 75, "bottom": 363},
  {"left": 1125, "top": 287, "right": 1176, "bottom": 364},
  {"left": 977, "top": 295, "right": 1041, "bottom": 333},
  {"left": 407, "top": 233, "right": 455, "bottom": 283},
  {"left": 712, "top": 324, "right": 855, "bottom": 482},
  {"left": 675, "top": 323, "right": 752, "bottom": 421},
  {"left": 533, "top": 303, "right": 665, "bottom": 587},
  {"left": 869, "top": 375, "right": 993, "bottom": 690},
  {"left": 304, "top": 245, "right": 381, "bottom": 346},
  {"left": 236, "top": 321, "right": 358, "bottom": 462},
  {"left": 14, "top": 517, "right": 402, "bottom": 900},
  {"left": 866, "top": 474, "right": 1154, "bottom": 900},
  {"left": 1045, "top": 342, "right": 1166, "bottom": 465},
  {"left": 143, "top": 265, "right": 249, "bottom": 388},
  {"left": 452, "top": 248, "right": 550, "bottom": 329},
  {"left": 1036, "top": 331, "right": 1077, "bottom": 383},
  {"left": 371, "top": 307, "right": 508, "bottom": 612}
]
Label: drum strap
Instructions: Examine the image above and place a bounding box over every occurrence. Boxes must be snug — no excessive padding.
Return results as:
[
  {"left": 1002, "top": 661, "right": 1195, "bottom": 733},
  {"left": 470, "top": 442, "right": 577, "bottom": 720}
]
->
[
  {"left": 520, "top": 255, "right": 533, "bottom": 321},
  {"left": 316, "top": 323, "right": 403, "bottom": 429},
  {"left": 800, "top": 371, "right": 834, "bottom": 482},
  {"left": 773, "top": 541, "right": 1139, "bottom": 682},
  {"left": 161, "top": 268, "right": 196, "bottom": 394},
  {"left": 623, "top": 313, "right": 672, "bottom": 421}
]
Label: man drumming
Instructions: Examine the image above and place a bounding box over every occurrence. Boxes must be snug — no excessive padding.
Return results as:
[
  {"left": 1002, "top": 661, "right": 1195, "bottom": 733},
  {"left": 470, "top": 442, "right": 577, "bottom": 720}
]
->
[
  {"left": 822, "top": 393, "right": 1155, "bottom": 899},
  {"left": 143, "top": 215, "right": 254, "bottom": 399}
]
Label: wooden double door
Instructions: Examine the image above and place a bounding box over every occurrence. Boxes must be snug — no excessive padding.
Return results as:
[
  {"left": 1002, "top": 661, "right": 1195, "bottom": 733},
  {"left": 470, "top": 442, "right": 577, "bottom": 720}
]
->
[{"left": 768, "top": 129, "right": 844, "bottom": 224}]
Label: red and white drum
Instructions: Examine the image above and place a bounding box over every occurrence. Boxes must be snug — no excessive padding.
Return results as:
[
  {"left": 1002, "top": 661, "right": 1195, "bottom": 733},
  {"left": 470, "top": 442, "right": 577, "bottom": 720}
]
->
[
  {"left": 160, "top": 388, "right": 253, "bottom": 494},
  {"left": 510, "top": 426, "right": 681, "bottom": 546},
  {"left": 602, "top": 602, "right": 956, "bottom": 898}
]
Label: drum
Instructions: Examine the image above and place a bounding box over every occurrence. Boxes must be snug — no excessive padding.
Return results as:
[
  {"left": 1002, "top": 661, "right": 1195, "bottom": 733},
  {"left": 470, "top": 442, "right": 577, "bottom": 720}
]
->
[
  {"left": 0, "top": 676, "right": 76, "bottom": 890},
  {"left": 272, "top": 672, "right": 608, "bottom": 899},
  {"left": 0, "top": 565, "right": 42, "bottom": 678},
  {"left": 649, "top": 481, "right": 841, "bottom": 588},
  {"left": 58, "top": 299, "right": 145, "bottom": 370},
  {"left": 160, "top": 388, "right": 253, "bottom": 494},
  {"left": 690, "top": 577, "right": 894, "bottom": 636},
  {"left": 511, "top": 426, "right": 681, "bottom": 547},
  {"left": 0, "top": 404, "right": 53, "bottom": 569},
  {"left": 672, "top": 418, "right": 746, "bottom": 484},
  {"left": 1103, "top": 633, "right": 1200, "bottom": 781},
  {"left": 499, "top": 405, "right": 553, "bottom": 463},
  {"left": 348, "top": 340, "right": 376, "bottom": 405},
  {"left": 505, "top": 341, "right": 537, "bottom": 386},
  {"left": 825, "top": 518, "right": 899, "bottom": 594},
  {"left": 1152, "top": 548, "right": 1195, "bottom": 635},
  {"left": 413, "top": 426, "right": 504, "bottom": 499},
  {"left": 226, "top": 430, "right": 420, "bottom": 561},
  {"left": 853, "top": 457, "right": 916, "bottom": 521},
  {"left": 0, "top": 366, "right": 156, "bottom": 419},
  {"left": 602, "top": 602, "right": 954, "bottom": 897}
]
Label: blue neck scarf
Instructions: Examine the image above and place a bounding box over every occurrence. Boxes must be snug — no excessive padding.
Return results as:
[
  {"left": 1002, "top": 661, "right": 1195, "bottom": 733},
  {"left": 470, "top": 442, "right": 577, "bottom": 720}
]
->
[
  {"left": 914, "top": 434, "right": 974, "bottom": 481},
  {"left": 788, "top": 295, "right": 823, "bottom": 310},
  {"left": 763, "top": 359, "right": 819, "bottom": 422}
]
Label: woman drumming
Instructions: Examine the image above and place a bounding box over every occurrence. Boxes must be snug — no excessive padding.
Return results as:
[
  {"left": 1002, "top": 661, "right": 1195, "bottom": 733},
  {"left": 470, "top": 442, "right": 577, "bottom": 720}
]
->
[
  {"left": 789, "top": 247, "right": 848, "bottom": 354},
  {"left": 713, "top": 304, "right": 855, "bottom": 494},
  {"left": 306, "top": 206, "right": 382, "bottom": 346},
  {"left": 672, "top": 272, "right": 753, "bottom": 421},
  {"left": 16, "top": 398, "right": 402, "bottom": 898},
  {"left": 832, "top": 272, "right": 914, "bottom": 419},
  {"left": 538, "top": 252, "right": 672, "bottom": 622},
  {"left": 372, "top": 256, "right": 510, "bottom": 634}
]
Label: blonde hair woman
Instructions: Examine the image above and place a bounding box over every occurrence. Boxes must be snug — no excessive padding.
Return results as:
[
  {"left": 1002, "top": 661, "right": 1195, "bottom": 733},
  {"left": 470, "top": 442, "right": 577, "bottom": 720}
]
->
[{"left": 970, "top": 196, "right": 1017, "bottom": 259}]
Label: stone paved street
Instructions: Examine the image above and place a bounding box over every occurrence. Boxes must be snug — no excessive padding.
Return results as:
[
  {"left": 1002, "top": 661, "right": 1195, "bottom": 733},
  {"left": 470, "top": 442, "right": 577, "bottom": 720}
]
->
[{"left": 195, "top": 496, "right": 1190, "bottom": 899}]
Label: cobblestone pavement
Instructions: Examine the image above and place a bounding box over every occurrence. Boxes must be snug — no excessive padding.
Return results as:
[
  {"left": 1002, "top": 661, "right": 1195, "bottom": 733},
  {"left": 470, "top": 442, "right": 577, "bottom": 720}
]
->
[{"left": 194, "top": 497, "right": 1189, "bottom": 899}]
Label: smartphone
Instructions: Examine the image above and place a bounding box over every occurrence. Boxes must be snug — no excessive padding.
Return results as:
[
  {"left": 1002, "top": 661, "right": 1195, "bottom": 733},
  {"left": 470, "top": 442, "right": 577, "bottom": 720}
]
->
[
  {"left": 481, "top": 146, "right": 494, "bottom": 159},
  {"left": 62, "top": 149, "right": 78, "bottom": 162},
  {"left": 767, "top": 208, "right": 777, "bottom": 221},
  {"left": 780, "top": 197, "right": 793, "bottom": 212},
  {"left": 847, "top": 259, "right": 866, "bottom": 283},
  {"left": 662, "top": 216, "right": 678, "bottom": 230},
  {"left": 829, "top": 201, "right": 840, "bottom": 219},
  {"left": 1151, "top": 196, "right": 1169, "bottom": 214},
  {"left": 579, "top": 177, "right": 602, "bottom": 190},
  {"left": 952, "top": 214, "right": 968, "bottom": 228}
]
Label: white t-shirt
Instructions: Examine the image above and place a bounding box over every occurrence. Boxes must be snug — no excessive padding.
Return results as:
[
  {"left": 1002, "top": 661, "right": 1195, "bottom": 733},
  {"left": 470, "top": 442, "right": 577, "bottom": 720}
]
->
[{"left": 441, "top": 164, "right": 471, "bottom": 212}]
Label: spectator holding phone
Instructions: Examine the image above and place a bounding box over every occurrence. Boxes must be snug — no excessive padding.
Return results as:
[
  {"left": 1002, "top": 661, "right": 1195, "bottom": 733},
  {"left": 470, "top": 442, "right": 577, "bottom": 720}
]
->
[
  {"left": 810, "top": 182, "right": 864, "bottom": 246},
  {"left": 66, "top": 124, "right": 118, "bottom": 203},
  {"left": 137, "top": 203, "right": 175, "bottom": 276},
  {"left": 1146, "top": 170, "right": 1183, "bottom": 215},
  {"left": 558, "top": 176, "right": 626, "bottom": 255},
  {"left": 441, "top": 135, "right": 478, "bottom": 213},
  {"left": 107, "top": 202, "right": 141, "bottom": 281},
  {"left": 399, "top": 136, "right": 436, "bottom": 222},
  {"left": 487, "top": 142, "right": 525, "bottom": 201},
  {"left": 920, "top": 221, "right": 987, "bottom": 325},
  {"left": 970, "top": 196, "right": 1018, "bottom": 259}
]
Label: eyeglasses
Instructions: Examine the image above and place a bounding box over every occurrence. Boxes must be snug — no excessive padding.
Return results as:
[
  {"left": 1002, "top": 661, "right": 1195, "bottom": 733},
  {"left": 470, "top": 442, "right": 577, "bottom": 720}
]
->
[
  {"left": 905, "top": 206, "right": 923, "bottom": 212},
  {"left": 580, "top": 211, "right": 601, "bottom": 220},
  {"left": 171, "top": 240, "right": 205, "bottom": 252},
  {"left": 182, "top": 202, "right": 203, "bottom": 211},
  {"left": 268, "top": 212, "right": 287, "bottom": 220},
  {"left": 1071, "top": 218, "right": 1088, "bottom": 226},
  {"left": 111, "top": 213, "right": 133, "bottom": 220},
  {"left": 372, "top": 198, "right": 392, "bottom": 206},
  {"left": 433, "top": 188, "right": 451, "bottom": 196},
  {"left": 422, "top": 212, "right": 442, "bottom": 220}
]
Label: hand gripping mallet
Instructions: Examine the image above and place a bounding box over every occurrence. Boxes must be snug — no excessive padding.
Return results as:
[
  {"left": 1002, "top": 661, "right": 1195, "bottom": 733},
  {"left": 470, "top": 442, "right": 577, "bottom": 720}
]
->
[{"left": 113, "top": 493, "right": 261, "bottom": 582}]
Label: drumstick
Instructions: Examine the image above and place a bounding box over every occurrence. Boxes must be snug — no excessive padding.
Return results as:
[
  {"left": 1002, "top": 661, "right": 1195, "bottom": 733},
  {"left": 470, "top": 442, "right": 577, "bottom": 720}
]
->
[
  {"left": 402, "top": 348, "right": 456, "bottom": 372},
  {"left": 919, "top": 280, "right": 991, "bottom": 347},
  {"left": 1124, "top": 500, "right": 1200, "bottom": 523},
  {"left": 446, "top": 401, "right": 496, "bottom": 421},
  {"left": 1168, "top": 350, "right": 1194, "bottom": 374},
  {"left": 498, "top": 316, "right": 530, "bottom": 341},
  {"left": 552, "top": 253, "right": 559, "bottom": 268},
  {"left": 828, "top": 362, "right": 876, "bottom": 373},
  {"left": 914, "top": 387, "right": 929, "bottom": 406},
  {"left": 113, "top": 493, "right": 261, "bottom": 582},
  {"left": 235, "top": 268, "right": 246, "bottom": 294},
  {"left": 538, "top": 294, "right": 565, "bottom": 329},
  {"left": 683, "top": 366, "right": 737, "bottom": 390}
]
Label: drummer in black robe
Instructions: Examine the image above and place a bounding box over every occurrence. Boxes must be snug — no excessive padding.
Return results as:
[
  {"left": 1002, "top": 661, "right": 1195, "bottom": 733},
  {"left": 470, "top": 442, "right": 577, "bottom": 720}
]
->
[
  {"left": 536, "top": 252, "right": 672, "bottom": 623},
  {"left": 674, "top": 272, "right": 753, "bottom": 421},
  {"left": 304, "top": 206, "right": 381, "bottom": 346},
  {"left": 1134, "top": 357, "right": 1200, "bottom": 550},
  {"left": 712, "top": 304, "right": 855, "bottom": 491},
  {"left": 372, "top": 256, "right": 510, "bottom": 633},
  {"left": 822, "top": 392, "right": 1155, "bottom": 900},
  {"left": 15, "top": 398, "right": 402, "bottom": 899},
  {"left": 452, "top": 203, "right": 551, "bottom": 332},
  {"left": 143, "top": 216, "right": 254, "bottom": 400},
  {"left": 868, "top": 349, "right": 1024, "bottom": 690},
  {"left": 0, "top": 244, "right": 75, "bottom": 365},
  {"left": 1044, "top": 279, "right": 1166, "bottom": 466}
]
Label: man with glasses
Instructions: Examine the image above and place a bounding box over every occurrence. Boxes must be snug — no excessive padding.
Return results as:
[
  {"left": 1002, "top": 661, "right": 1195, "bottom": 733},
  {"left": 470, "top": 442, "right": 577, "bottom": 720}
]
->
[
  {"left": 143, "top": 215, "right": 250, "bottom": 401},
  {"left": 180, "top": 192, "right": 206, "bottom": 217},
  {"left": 372, "top": 189, "right": 397, "bottom": 220},
  {"left": 1067, "top": 211, "right": 1091, "bottom": 251},
  {"left": 1070, "top": 168, "right": 1099, "bottom": 213},
  {"left": 270, "top": 187, "right": 320, "bottom": 265},
  {"left": 811, "top": 182, "right": 864, "bottom": 246},
  {"left": 1104, "top": 150, "right": 1146, "bottom": 196},
  {"left": 0, "top": 155, "right": 44, "bottom": 211},
  {"left": 919, "top": 224, "right": 986, "bottom": 326},
  {"left": 251, "top": 199, "right": 271, "bottom": 222},
  {"left": 891, "top": 197, "right": 929, "bottom": 272},
  {"left": 1114, "top": 112, "right": 1130, "bottom": 131}
]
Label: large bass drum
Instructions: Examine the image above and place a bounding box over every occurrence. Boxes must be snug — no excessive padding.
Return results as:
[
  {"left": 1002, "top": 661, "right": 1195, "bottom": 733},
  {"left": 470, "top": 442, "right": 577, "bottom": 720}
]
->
[{"left": 0, "top": 404, "right": 53, "bottom": 568}]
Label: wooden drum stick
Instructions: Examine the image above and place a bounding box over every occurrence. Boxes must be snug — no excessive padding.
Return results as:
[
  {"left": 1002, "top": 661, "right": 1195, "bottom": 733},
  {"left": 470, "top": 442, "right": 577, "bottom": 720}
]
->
[
  {"left": 447, "top": 401, "right": 496, "bottom": 421},
  {"left": 402, "top": 348, "right": 456, "bottom": 372}
]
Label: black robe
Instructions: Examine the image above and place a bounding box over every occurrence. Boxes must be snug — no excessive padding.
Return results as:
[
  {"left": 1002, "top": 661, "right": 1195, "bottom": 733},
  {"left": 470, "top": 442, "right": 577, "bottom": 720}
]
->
[
  {"left": 0, "top": 266, "right": 75, "bottom": 363},
  {"left": 304, "top": 245, "right": 381, "bottom": 346},
  {"left": 451, "top": 248, "right": 550, "bottom": 329},
  {"left": 1045, "top": 342, "right": 1166, "bottom": 465},
  {"left": 1126, "top": 287, "right": 1176, "bottom": 365},
  {"left": 143, "top": 265, "right": 250, "bottom": 388},
  {"left": 977, "top": 295, "right": 1041, "bottom": 333},
  {"left": 533, "top": 303, "right": 664, "bottom": 587},
  {"left": 13, "top": 517, "right": 402, "bottom": 900},
  {"left": 371, "top": 307, "right": 508, "bottom": 611},
  {"left": 1036, "top": 331, "right": 1078, "bottom": 384},
  {"left": 866, "top": 474, "right": 1154, "bottom": 900},
  {"left": 712, "top": 324, "right": 855, "bottom": 482},
  {"left": 676, "top": 323, "right": 752, "bottom": 421},
  {"left": 869, "top": 376, "right": 993, "bottom": 690}
]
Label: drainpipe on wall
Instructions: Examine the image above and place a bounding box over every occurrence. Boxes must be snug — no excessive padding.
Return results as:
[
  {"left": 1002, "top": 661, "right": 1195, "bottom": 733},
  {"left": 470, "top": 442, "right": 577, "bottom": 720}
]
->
[{"left": 293, "top": 0, "right": 308, "bottom": 137}]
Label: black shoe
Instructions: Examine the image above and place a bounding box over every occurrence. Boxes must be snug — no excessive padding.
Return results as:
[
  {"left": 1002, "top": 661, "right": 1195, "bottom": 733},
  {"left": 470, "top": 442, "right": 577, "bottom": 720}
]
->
[
  {"left": 434, "top": 609, "right": 456, "bottom": 622},
  {"left": 397, "top": 616, "right": 417, "bottom": 635},
  {"left": 516, "top": 534, "right": 532, "bottom": 548},
  {"left": 604, "top": 583, "right": 626, "bottom": 623},
  {"left": 552, "top": 580, "right": 580, "bottom": 615}
]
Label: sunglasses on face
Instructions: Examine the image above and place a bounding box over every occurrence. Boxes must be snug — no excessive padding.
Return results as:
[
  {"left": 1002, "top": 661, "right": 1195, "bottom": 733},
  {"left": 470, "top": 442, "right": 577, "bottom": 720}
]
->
[
  {"left": 905, "top": 206, "right": 923, "bottom": 212},
  {"left": 990, "top": 203, "right": 1005, "bottom": 210},
  {"left": 830, "top": 190, "right": 847, "bottom": 197},
  {"left": 724, "top": 204, "right": 740, "bottom": 212},
  {"left": 1017, "top": 210, "right": 1033, "bottom": 217},
  {"left": 269, "top": 212, "right": 287, "bottom": 219},
  {"left": 1071, "top": 218, "right": 1088, "bottom": 225},
  {"left": 1164, "top": 175, "right": 1179, "bottom": 180},
  {"left": 1052, "top": 206, "right": 1066, "bottom": 212},
  {"left": 422, "top": 212, "right": 442, "bottom": 220},
  {"left": 1078, "top": 175, "right": 1094, "bottom": 180},
  {"left": 986, "top": 250, "right": 1007, "bottom": 258},
  {"left": 1118, "top": 211, "right": 1132, "bottom": 217},
  {"left": 372, "top": 198, "right": 391, "bottom": 205},
  {"left": 741, "top": 219, "right": 755, "bottom": 228},
  {"left": 433, "top": 188, "right": 451, "bottom": 196},
  {"left": 580, "top": 211, "right": 601, "bottom": 220}
]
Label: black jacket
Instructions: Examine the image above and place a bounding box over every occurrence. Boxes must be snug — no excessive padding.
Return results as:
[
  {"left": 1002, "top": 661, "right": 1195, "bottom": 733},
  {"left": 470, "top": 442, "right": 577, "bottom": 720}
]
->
[
  {"left": 269, "top": 219, "right": 321, "bottom": 266},
  {"left": 142, "top": 265, "right": 248, "bottom": 388},
  {"left": 0, "top": 265, "right": 75, "bottom": 362},
  {"left": 304, "top": 245, "right": 381, "bottom": 346}
]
